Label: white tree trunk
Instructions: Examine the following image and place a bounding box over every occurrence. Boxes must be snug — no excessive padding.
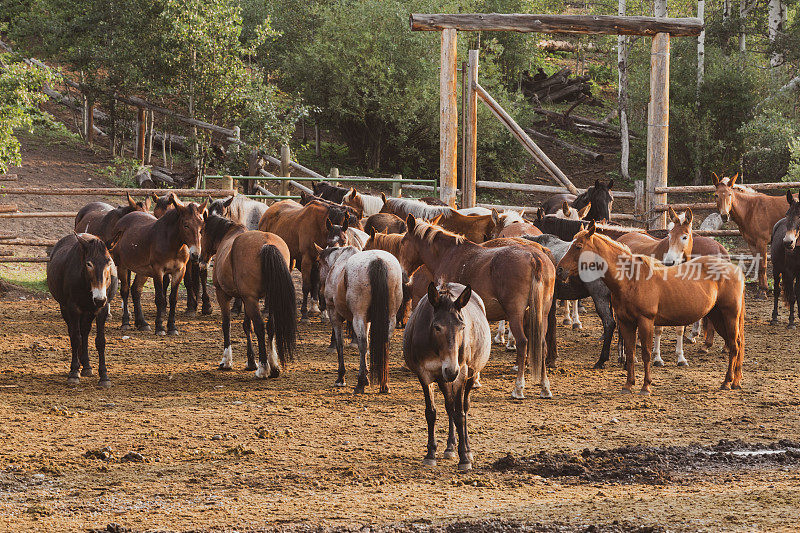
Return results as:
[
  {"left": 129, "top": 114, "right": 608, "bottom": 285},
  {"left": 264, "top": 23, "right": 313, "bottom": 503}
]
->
[
  {"left": 654, "top": 0, "right": 667, "bottom": 18},
  {"left": 723, "top": 0, "right": 732, "bottom": 19},
  {"left": 618, "top": 0, "right": 630, "bottom": 182},
  {"left": 697, "top": 0, "right": 705, "bottom": 96},
  {"left": 739, "top": 0, "right": 747, "bottom": 52},
  {"left": 768, "top": 0, "right": 786, "bottom": 67}
]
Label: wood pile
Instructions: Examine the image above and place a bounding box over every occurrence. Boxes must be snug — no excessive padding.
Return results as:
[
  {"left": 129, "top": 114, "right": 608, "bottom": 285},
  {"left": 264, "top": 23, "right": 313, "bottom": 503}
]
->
[{"left": 521, "top": 68, "right": 592, "bottom": 104}]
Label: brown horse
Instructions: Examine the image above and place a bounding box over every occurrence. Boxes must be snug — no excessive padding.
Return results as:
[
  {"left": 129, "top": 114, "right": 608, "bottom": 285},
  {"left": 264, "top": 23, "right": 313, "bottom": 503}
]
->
[
  {"left": 112, "top": 194, "right": 207, "bottom": 335},
  {"left": 399, "top": 215, "right": 555, "bottom": 399},
  {"left": 364, "top": 213, "right": 406, "bottom": 235},
  {"left": 713, "top": 173, "right": 787, "bottom": 293},
  {"left": 74, "top": 194, "right": 151, "bottom": 244},
  {"left": 381, "top": 197, "right": 495, "bottom": 242},
  {"left": 201, "top": 212, "right": 296, "bottom": 377},
  {"left": 491, "top": 209, "right": 542, "bottom": 239},
  {"left": 342, "top": 188, "right": 385, "bottom": 218},
  {"left": 47, "top": 233, "right": 119, "bottom": 387},
  {"left": 557, "top": 221, "right": 745, "bottom": 393},
  {"left": 404, "top": 282, "right": 491, "bottom": 471}
]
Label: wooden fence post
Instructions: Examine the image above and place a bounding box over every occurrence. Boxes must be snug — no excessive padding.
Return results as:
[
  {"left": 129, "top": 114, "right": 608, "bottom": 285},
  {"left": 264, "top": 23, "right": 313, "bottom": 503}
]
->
[
  {"left": 392, "top": 174, "right": 402, "bottom": 197},
  {"left": 315, "top": 124, "right": 321, "bottom": 156},
  {"left": 247, "top": 149, "right": 260, "bottom": 195},
  {"left": 634, "top": 180, "right": 645, "bottom": 218},
  {"left": 463, "top": 49, "right": 479, "bottom": 208},
  {"left": 221, "top": 174, "right": 234, "bottom": 192},
  {"left": 136, "top": 106, "right": 146, "bottom": 163},
  {"left": 329, "top": 167, "right": 339, "bottom": 185},
  {"left": 85, "top": 95, "right": 94, "bottom": 145},
  {"left": 646, "top": 32, "right": 670, "bottom": 230},
  {"left": 279, "top": 144, "right": 291, "bottom": 196},
  {"left": 439, "top": 28, "right": 458, "bottom": 207}
]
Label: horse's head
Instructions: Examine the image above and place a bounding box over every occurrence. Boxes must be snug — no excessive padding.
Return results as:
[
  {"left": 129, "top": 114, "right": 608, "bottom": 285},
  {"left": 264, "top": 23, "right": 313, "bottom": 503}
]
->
[
  {"left": 399, "top": 215, "right": 425, "bottom": 273},
  {"left": 580, "top": 180, "right": 613, "bottom": 221},
  {"left": 342, "top": 188, "right": 364, "bottom": 219},
  {"left": 76, "top": 232, "right": 118, "bottom": 309},
  {"left": 712, "top": 172, "right": 738, "bottom": 223},
  {"left": 556, "top": 220, "right": 602, "bottom": 282},
  {"left": 663, "top": 207, "right": 693, "bottom": 266},
  {"left": 426, "top": 282, "right": 472, "bottom": 382},
  {"left": 784, "top": 190, "right": 800, "bottom": 250},
  {"left": 325, "top": 216, "right": 349, "bottom": 248},
  {"left": 209, "top": 195, "right": 234, "bottom": 218},
  {"left": 152, "top": 193, "right": 174, "bottom": 218},
  {"left": 127, "top": 193, "right": 151, "bottom": 213},
  {"left": 173, "top": 196, "right": 207, "bottom": 261}
]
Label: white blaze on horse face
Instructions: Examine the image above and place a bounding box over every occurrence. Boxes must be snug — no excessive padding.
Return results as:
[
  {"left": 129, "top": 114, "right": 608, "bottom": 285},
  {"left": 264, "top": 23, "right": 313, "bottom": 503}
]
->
[
  {"left": 188, "top": 245, "right": 199, "bottom": 256},
  {"left": 90, "top": 261, "right": 114, "bottom": 303},
  {"left": 784, "top": 227, "right": 798, "bottom": 248}
]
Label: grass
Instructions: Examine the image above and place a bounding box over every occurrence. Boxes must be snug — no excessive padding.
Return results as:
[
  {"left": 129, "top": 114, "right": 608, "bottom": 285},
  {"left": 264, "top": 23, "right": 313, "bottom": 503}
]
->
[
  {"left": 0, "top": 265, "right": 49, "bottom": 294},
  {"left": 98, "top": 157, "right": 146, "bottom": 188}
]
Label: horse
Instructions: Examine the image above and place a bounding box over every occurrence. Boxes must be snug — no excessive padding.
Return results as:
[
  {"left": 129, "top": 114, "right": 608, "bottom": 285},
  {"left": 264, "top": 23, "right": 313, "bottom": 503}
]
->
[
  {"left": 399, "top": 215, "right": 554, "bottom": 399},
  {"left": 364, "top": 213, "right": 407, "bottom": 235},
  {"left": 554, "top": 201, "right": 591, "bottom": 221},
  {"left": 360, "top": 231, "right": 413, "bottom": 328},
  {"left": 770, "top": 191, "right": 800, "bottom": 328},
  {"left": 47, "top": 233, "right": 119, "bottom": 387},
  {"left": 491, "top": 209, "right": 542, "bottom": 239},
  {"left": 74, "top": 194, "right": 151, "bottom": 244},
  {"left": 404, "top": 282, "right": 490, "bottom": 471},
  {"left": 228, "top": 194, "right": 269, "bottom": 230},
  {"left": 200, "top": 212, "right": 297, "bottom": 377},
  {"left": 112, "top": 194, "right": 207, "bottom": 335},
  {"left": 542, "top": 179, "right": 614, "bottom": 221},
  {"left": 534, "top": 212, "right": 638, "bottom": 242},
  {"left": 713, "top": 173, "right": 788, "bottom": 293},
  {"left": 381, "top": 198, "right": 496, "bottom": 242},
  {"left": 458, "top": 207, "right": 492, "bottom": 215},
  {"left": 317, "top": 246, "right": 404, "bottom": 393},
  {"left": 557, "top": 221, "right": 746, "bottom": 393},
  {"left": 312, "top": 181, "right": 350, "bottom": 203},
  {"left": 342, "top": 188, "right": 385, "bottom": 218},
  {"left": 298, "top": 191, "right": 363, "bottom": 229},
  {"left": 380, "top": 196, "right": 452, "bottom": 220}
]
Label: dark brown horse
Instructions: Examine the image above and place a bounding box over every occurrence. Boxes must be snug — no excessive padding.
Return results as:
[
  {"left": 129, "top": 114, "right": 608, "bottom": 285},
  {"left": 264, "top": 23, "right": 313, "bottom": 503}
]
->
[
  {"left": 312, "top": 181, "right": 350, "bottom": 203},
  {"left": 201, "top": 212, "right": 296, "bottom": 376},
  {"left": 112, "top": 194, "right": 207, "bottom": 335},
  {"left": 399, "top": 215, "right": 555, "bottom": 399},
  {"left": 47, "top": 233, "right": 119, "bottom": 387},
  {"left": 74, "top": 194, "right": 151, "bottom": 244},
  {"left": 404, "top": 282, "right": 490, "bottom": 471},
  {"left": 771, "top": 191, "right": 800, "bottom": 328},
  {"left": 542, "top": 179, "right": 614, "bottom": 222}
]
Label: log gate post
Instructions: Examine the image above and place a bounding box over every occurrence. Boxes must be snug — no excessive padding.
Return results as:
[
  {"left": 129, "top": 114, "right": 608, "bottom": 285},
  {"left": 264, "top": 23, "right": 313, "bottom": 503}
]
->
[
  {"left": 462, "top": 50, "right": 479, "bottom": 208},
  {"left": 439, "top": 28, "right": 458, "bottom": 208},
  {"left": 279, "top": 144, "right": 291, "bottom": 197},
  {"left": 646, "top": 31, "right": 670, "bottom": 230}
]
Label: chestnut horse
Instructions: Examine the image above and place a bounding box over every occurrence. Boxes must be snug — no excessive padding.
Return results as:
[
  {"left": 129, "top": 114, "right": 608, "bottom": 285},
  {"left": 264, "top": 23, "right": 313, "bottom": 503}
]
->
[
  {"left": 542, "top": 179, "right": 614, "bottom": 221},
  {"left": 112, "top": 195, "right": 206, "bottom": 335},
  {"left": 400, "top": 215, "right": 555, "bottom": 399},
  {"left": 364, "top": 213, "right": 406, "bottom": 235},
  {"left": 47, "top": 233, "right": 118, "bottom": 387},
  {"left": 713, "top": 173, "right": 787, "bottom": 293},
  {"left": 201, "top": 212, "right": 296, "bottom": 377},
  {"left": 381, "top": 197, "right": 496, "bottom": 243},
  {"left": 75, "top": 194, "right": 151, "bottom": 244},
  {"left": 404, "top": 282, "right": 490, "bottom": 471},
  {"left": 557, "top": 221, "right": 745, "bottom": 393},
  {"left": 318, "top": 246, "right": 404, "bottom": 393},
  {"left": 342, "top": 188, "right": 384, "bottom": 218},
  {"left": 770, "top": 191, "right": 800, "bottom": 328},
  {"left": 491, "top": 209, "right": 542, "bottom": 239}
]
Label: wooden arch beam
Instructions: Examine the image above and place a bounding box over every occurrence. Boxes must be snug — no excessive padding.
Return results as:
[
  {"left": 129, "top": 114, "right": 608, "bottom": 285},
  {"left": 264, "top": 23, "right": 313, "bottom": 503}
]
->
[{"left": 410, "top": 14, "right": 703, "bottom": 37}]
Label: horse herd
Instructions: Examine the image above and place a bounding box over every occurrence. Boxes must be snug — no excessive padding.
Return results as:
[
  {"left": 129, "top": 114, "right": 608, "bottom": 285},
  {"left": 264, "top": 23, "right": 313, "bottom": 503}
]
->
[{"left": 43, "top": 175, "right": 800, "bottom": 471}]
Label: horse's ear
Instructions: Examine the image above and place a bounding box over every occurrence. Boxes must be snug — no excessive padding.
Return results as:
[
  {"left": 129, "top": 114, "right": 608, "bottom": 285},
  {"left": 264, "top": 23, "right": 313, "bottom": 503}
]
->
[
  {"left": 491, "top": 208, "right": 501, "bottom": 225},
  {"left": 427, "top": 282, "right": 439, "bottom": 307},
  {"left": 170, "top": 192, "right": 185, "bottom": 209},
  {"left": 730, "top": 173, "right": 738, "bottom": 186},
  {"left": 586, "top": 220, "right": 597, "bottom": 236},
  {"left": 578, "top": 202, "right": 591, "bottom": 219},
  {"left": 536, "top": 207, "right": 543, "bottom": 222},
  {"left": 788, "top": 190, "right": 797, "bottom": 206},
  {"left": 406, "top": 214, "right": 416, "bottom": 232},
  {"left": 105, "top": 231, "right": 122, "bottom": 253},
  {"left": 607, "top": 179, "right": 613, "bottom": 190},
  {"left": 667, "top": 206, "right": 678, "bottom": 223},
  {"left": 561, "top": 201, "right": 570, "bottom": 215},
  {"left": 74, "top": 231, "right": 90, "bottom": 253},
  {"left": 314, "top": 243, "right": 323, "bottom": 256},
  {"left": 454, "top": 284, "right": 472, "bottom": 310},
  {"left": 381, "top": 192, "right": 387, "bottom": 203},
  {"left": 325, "top": 217, "right": 333, "bottom": 231},
  {"left": 151, "top": 192, "right": 159, "bottom": 204},
  {"left": 594, "top": 179, "right": 600, "bottom": 188},
  {"left": 366, "top": 225, "right": 375, "bottom": 237},
  {"left": 685, "top": 209, "right": 693, "bottom": 225},
  {"left": 431, "top": 214, "right": 443, "bottom": 225},
  {"left": 127, "top": 193, "right": 136, "bottom": 208},
  {"left": 143, "top": 196, "right": 152, "bottom": 210},
  {"left": 199, "top": 198, "right": 209, "bottom": 213},
  {"left": 224, "top": 196, "right": 234, "bottom": 208},
  {"left": 711, "top": 172, "right": 720, "bottom": 186},
  {"left": 203, "top": 210, "right": 208, "bottom": 222}
]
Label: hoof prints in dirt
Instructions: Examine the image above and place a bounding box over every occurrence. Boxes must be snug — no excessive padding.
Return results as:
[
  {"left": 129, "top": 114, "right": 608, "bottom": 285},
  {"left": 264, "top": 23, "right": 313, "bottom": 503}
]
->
[
  {"left": 91, "top": 521, "right": 664, "bottom": 533},
  {"left": 492, "top": 439, "right": 800, "bottom": 484}
]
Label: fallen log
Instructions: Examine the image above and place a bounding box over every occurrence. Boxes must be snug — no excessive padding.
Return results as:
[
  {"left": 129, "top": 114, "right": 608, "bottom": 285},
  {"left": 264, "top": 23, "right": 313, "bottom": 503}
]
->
[
  {"left": 541, "top": 82, "right": 590, "bottom": 103},
  {"left": 533, "top": 108, "right": 620, "bottom": 133},
  {"left": 523, "top": 128, "right": 604, "bottom": 162},
  {"left": 135, "top": 168, "right": 155, "bottom": 189},
  {"left": 0, "top": 204, "right": 18, "bottom": 214}
]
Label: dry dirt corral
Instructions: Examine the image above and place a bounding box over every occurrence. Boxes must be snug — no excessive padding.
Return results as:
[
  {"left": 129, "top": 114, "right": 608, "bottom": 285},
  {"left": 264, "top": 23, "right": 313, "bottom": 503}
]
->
[{"left": 0, "top": 281, "right": 799, "bottom": 532}]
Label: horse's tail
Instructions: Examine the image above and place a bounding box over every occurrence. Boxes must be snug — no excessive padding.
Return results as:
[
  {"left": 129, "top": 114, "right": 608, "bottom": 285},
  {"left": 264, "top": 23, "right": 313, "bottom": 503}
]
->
[
  {"left": 527, "top": 274, "right": 547, "bottom": 391},
  {"left": 367, "top": 258, "right": 391, "bottom": 387},
  {"left": 260, "top": 244, "right": 297, "bottom": 365}
]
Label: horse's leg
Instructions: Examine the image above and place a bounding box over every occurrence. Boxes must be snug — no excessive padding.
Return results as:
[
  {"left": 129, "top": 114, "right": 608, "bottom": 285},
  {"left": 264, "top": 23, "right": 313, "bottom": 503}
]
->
[
  {"left": 79, "top": 312, "right": 93, "bottom": 377},
  {"left": 771, "top": 267, "right": 782, "bottom": 325},
  {"left": 561, "top": 300, "right": 571, "bottom": 326},
  {"left": 675, "top": 326, "right": 688, "bottom": 366},
  {"left": 452, "top": 380, "right": 470, "bottom": 471},
  {"left": 200, "top": 264, "right": 212, "bottom": 315},
  {"left": 618, "top": 320, "right": 637, "bottom": 393},
  {"left": 131, "top": 274, "right": 150, "bottom": 331},
  {"left": 184, "top": 260, "right": 198, "bottom": 316},
  {"left": 505, "top": 325, "right": 516, "bottom": 352},
  {"left": 152, "top": 272, "right": 167, "bottom": 335},
  {"left": 119, "top": 269, "right": 131, "bottom": 330},
  {"left": 545, "top": 300, "right": 557, "bottom": 368},
  {"left": 437, "top": 379, "right": 457, "bottom": 460},
  {"left": 652, "top": 326, "right": 664, "bottom": 367},
  {"left": 62, "top": 308, "right": 81, "bottom": 384},
  {"left": 758, "top": 242, "right": 770, "bottom": 294},
  {"left": 309, "top": 261, "right": 321, "bottom": 316},
  {"left": 788, "top": 273, "right": 797, "bottom": 329},
  {"left": 637, "top": 319, "right": 654, "bottom": 395},
  {"left": 166, "top": 269, "right": 184, "bottom": 335},
  {"left": 232, "top": 297, "right": 242, "bottom": 316},
  {"left": 242, "top": 315, "right": 257, "bottom": 371},
  {"left": 299, "top": 255, "right": 312, "bottom": 323},
  {"left": 332, "top": 313, "right": 347, "bottom": 387},
  {"left": 216, "top": 289, "right": 233, "bottom": 370},
  {"left": 463, "top": 375, "right": 475, "bottom": 463},
  {"left": 352, "top": 316, "right": 369, "bottom": 394},
  {"left": 246, "top": 298, "right": 270, "bottom": 378},
  {"left": 493, "top": 320, "right": 506, "bottom": 345},
  {"left": 95, "top": 304, "right": 110, "bottom": 387},
  {"left": 507, "top": 311, "right": 528, "bottom": 400},
  {"left": 686, "top": 320, "right": 701, "bottom": 343},
  {"left": 420, "top": 378, "right": 437, "bottom": 466},
  {"left": 707, "top": 308, "right": 736, "bottom": 389},
  {"left": 592, "top": 287, "right": 615, "bottom": 369},
  {"left": 570, "top": 300, "right": 582, "bottom": 330}
]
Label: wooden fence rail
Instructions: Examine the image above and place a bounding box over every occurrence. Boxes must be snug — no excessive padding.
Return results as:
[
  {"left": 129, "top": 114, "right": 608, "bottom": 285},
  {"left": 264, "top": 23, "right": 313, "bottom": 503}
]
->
[
  {"left": 476, "top": 180, "right": 635, "bottom": 198},
  {"left": 0, "top": 187, "right": 235, "bottom": 197}
]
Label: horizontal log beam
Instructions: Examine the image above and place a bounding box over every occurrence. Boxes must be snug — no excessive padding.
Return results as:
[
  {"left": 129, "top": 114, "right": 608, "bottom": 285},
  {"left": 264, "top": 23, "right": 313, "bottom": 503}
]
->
[
  {"left": 653, "top": 202, "right": 716, "bottom": 211},
  {"left": 0, "top": 238, "right": 58, "bottom": 246},
  {"left": 0, "top": 187, "right": 235, "bottom": 197},
  {"left": 0, "top": 256, "right": 49, "bottom": 263},
  {"left": 0, "top": 174, "right": 18, "bottom": 181},
  {"left": 476, "top": 180, "right": 635, "bottom": 198},
  {"left": 0, "top": 212, "right": 77, "bottom": 218},
  {"left": 410, "top": 14, "right": 703, "bottom": 37},
  {"left": 655, "top": 181, "right": 800, "bottom": 194},
  {"left": 0, "top": 204, "right": 18, "bottom": 213}
]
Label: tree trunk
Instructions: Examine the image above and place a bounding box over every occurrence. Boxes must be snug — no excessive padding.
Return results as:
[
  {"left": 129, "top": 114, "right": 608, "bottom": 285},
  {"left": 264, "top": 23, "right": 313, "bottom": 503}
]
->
[
  {"left": 768, "top": 0, "right": 786, "bottom": 67},
  {"left": 694, "top": 0, "right": 705, "bottom": 184},
  {"left": 739, "top": 0, "right": 747, "bottom": 52},
  {"left": 618, "top": 0, "right": 630, "bottom": 182}
]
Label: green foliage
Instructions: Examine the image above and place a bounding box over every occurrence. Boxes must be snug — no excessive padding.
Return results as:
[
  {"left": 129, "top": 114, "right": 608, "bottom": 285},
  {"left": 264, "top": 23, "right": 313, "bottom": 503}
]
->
[
  {"left": 0, "top": 53, "right": 50, "bottom": 173},
  {"left": 99, "top": 157, "right": 145, "bottom": 188},
  {"left": 739, "top": 108, "right": 800, "bottom": 182}
]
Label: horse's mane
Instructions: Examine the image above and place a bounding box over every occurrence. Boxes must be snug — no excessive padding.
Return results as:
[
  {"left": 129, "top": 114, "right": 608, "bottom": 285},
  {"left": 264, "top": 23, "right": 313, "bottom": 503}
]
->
[
  {"left": 720, "top": 177, "right": 756, "bottom": 194},
  {"left": 591, "top": 231, "right": 667, "bottom": 271},
  {"left": 369, "top": 232, "right": 403, "bottom": 254},
  {"left": 413, "top": 218, "right": 465, "bottom": 245},
  {"left": 206, "top": 212, "right": 244, "bottom": 242},
  {"left": 386, "top": 198, "right": 453, "bottom": 220}
]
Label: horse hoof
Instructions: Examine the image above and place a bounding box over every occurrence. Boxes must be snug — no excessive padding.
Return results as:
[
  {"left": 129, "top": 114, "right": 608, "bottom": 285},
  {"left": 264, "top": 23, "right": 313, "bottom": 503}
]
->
[
  {"left": 732, "top": 383, "right": 742, "bottom": 390},
  {"left": 652, "top": 360, "right": 664, "bottom": 367},
  {"left": 492, "top": 338, "right": 504, "bottom": 345},
  {"left": 769, "top": 319, "right": 779, "bottom": 326},
  {"left": 677, "top": 360, "right": 689, "bottom": 367},
  {"left": 137, "top": 324, "right": 151, "bottom": 332},
  {"left": 510, "top": 390, "right": 525, "bottom": 400},
  {"left": 593, "top": 362, "right": 605, "bottom": 370},
  {"left": 472, "top": 380, "right": 482, "bottom": 389},
  {"left": 167, "top": 329, "right": 179, "bottom": 336},
  {"left": 334, "top": 381, "right": 346, "bottom": 388},
  {"left": 788, "top": 323, "right": 797, "bottom": 330},
  {"left": 422, "top": 458, "right": 437, "bottom": 467},
  {"left": 98, "top": 380, "right": 111, "bottom": 389},
  {"left": 326, "top": 346, "right": 337, "bottom": 355},
  {"left": 254, "top": 367, "right": 268, "bottom": 379},
  {"left": 561, "top": 319, "right": 572, "bottom": 326},
  {"left": 443, "top": 450, "right": 457, "bottom": 460},
  {"left": 639, "top": 389, "right": 651, "bottom": 396},
  {"left": 457, "top": 462, "right": 473, "bottom": 472},
  {"left": 572, "top": 323, "right": 582, "bottom": 330},
  {"left": 621, "top": 388, "right": 633, "bottom": 394},
  {"left": 244, "top": 364, "right": 257, "bottom": 372},
  {"left": 269, "top": 369, "right": 280, "bottom": 379},
  {"left": 379, "top": 387, "right": 390, "bottom": 394},
  {"left": 185, "top": 310, "right": 197, "bottom": 318},
  {"left": 720, "top": 382, "right": 732, "bottom": 390},
  {"left": 540, "top": 389, "right": 553, "bottom": 399},
  {"left": 67, "top": 377, "right": 79, "bottom": 386},
  {"left": 353, "top": 387, "right": 365, "bottom": 395},
  {"left": 80, "top": 368, "right": 93, "bottom": 377},
  {"left": 511, "top": 365, "right": 519, "bottom": 372},
  {"left": 218, "top": 364, "right": 233, "bottom": 371},
  {"left": 120, "top": 324, "right": 131, "bottom": 331},
  {"left": 201, "top": 307, "right": 212, "bottom": 316},
  {"left": 505, "top": 344, "right": 516, "bottom": 352},
  {"left": 155, "top": 329, "right": 166, "bottom": 336}
]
